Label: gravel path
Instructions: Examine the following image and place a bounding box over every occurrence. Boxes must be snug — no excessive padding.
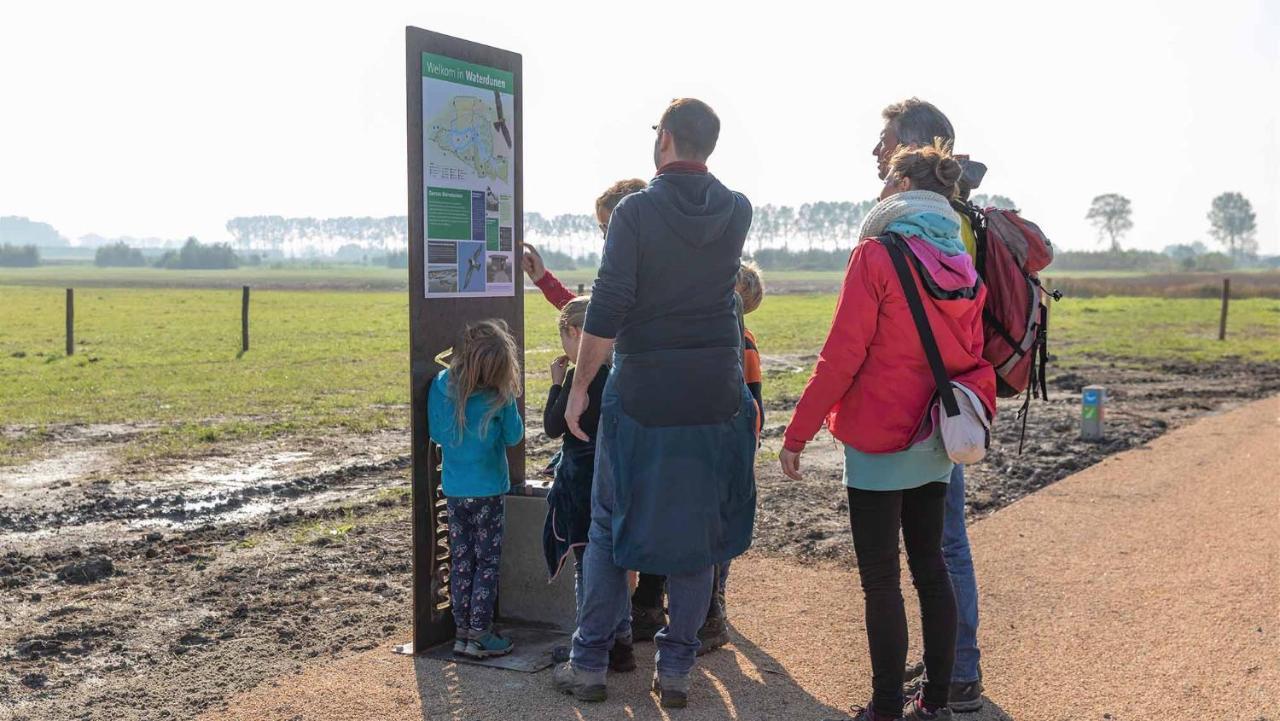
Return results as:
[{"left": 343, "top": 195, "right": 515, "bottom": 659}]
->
[{"left": 197, "top": 395, "right": 1279, "bottom": 721}]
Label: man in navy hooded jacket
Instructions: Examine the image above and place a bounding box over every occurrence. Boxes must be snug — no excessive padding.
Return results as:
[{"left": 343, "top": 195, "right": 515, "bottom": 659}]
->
[{"left": 553, "top": 98, "right": 756, "bottom": 708}]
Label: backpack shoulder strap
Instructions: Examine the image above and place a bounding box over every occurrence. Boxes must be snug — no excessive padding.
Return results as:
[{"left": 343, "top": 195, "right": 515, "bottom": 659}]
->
[{"left": 877, "top": 234, "right": 960, "bottom": 418}]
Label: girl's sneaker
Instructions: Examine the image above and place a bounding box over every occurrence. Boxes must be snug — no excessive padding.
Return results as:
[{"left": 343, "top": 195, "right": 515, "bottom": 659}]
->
[
  {"left": 452, "top": 631, "right": 470, "bottom": 656},
  {"left": 463, "top": 630, "right": 513, "bottom": 658}
]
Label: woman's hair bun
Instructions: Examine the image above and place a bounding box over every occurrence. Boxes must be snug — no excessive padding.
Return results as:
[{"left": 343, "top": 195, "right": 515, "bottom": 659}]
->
[
  {"left": 887, "top": 137, "right": 963, "bottom": 199},
  {"left": 933, "top": 156, "right": 963, "bottom": 188}
]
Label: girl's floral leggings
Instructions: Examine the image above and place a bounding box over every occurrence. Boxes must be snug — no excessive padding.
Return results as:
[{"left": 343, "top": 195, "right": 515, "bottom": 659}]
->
[{"left": 446, "top": 495, "right": 504, "bottom": 634}]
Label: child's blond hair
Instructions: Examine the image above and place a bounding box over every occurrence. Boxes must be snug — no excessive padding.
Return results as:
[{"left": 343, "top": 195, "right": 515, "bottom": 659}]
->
[
  {"left": 736, "top": 261, "right": 765, "bottom": 315},
  {"left": 447, "top": 319, "right": 521, "bottom": 440},
  {"left": 558, "top": 296, "right": 590, "bottom": 333},
  {"left": 595, "top": 179, "right": 647, "bottom": 217}
]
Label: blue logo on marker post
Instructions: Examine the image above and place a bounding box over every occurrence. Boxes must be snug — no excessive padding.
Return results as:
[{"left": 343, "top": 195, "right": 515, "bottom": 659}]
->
[{"left": 1083, "top": 389, "right": 1100, "bottom": 405}]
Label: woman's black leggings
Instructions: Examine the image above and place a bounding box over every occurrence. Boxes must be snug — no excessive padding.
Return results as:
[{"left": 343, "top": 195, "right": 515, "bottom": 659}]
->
[{"left": 847, "top": 482, "right": 956, "bottom": 714}]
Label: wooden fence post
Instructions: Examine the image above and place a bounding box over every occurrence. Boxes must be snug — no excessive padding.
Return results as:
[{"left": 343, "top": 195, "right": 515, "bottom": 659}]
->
[
  {"left": 65, "top": 288, "right": 74, "bottom": 356},
  {"left": 1218, "top": 278, "right": 1230, "bottom": 341},
  {"left": 577, "top": 283, "right": 584, "bottom": 295},
  {"left": 242, "top": 285, "right": 250, "bottom": 353}
]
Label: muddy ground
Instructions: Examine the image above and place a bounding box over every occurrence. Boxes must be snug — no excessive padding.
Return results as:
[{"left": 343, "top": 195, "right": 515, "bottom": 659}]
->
[{"left": 3, "top": 358, "right": 1279, "bottom": 721}]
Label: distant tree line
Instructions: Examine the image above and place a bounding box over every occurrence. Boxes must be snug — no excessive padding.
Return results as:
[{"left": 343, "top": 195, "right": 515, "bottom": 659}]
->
[
  {"left": 155, "top": 238, "right": 240, "bottom": 269},
  {"left": 94, "top": 242, "right": 146, "bottom": 267},
  {"left": 385, "top": 250, "right": 408, "bottom": 269},
  {"left": 1050, "top": 248, "right": 1235, "bottom": 272},
  {"left": 0, "top": 244, "right": 40, "bottom": 267},
  {"left": 225, "top": 216, "right": 406, "bottom": 256},
  {"left": 2, "top": 188, "right": 1266, "bottom": 271},
  {"left": 524, "top": 212, "right": 597, "bottom": 240},
  {"left": 747, "top": 247, "right": 854, "bottom": 271}
]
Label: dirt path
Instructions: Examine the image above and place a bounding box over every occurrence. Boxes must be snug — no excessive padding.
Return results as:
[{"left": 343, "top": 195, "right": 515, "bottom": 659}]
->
[{"left": 187, "top": 396, "right": 1279, "bottom": 721}]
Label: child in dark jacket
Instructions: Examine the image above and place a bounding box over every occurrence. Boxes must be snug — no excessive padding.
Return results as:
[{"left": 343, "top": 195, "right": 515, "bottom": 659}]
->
[
  {"left": 542, "top": 297, "right": 634, "bottom": 671},
  {"left": 542, "top": 297, "right": 608, "bottom": 587},
  {"left": 697, "top": 261, "right": 767, "bottom": 654},
  {"left": 427, "top": 319, "right": 525, "bottom": 659}
]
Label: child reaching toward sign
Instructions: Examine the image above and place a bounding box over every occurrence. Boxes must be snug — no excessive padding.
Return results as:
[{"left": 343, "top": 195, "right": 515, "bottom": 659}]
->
[
  {"left": 542, "top": 297, "right": 636, "bottom": 672},
  {"left": 427, "top": 319, "right": 525, "bottom": 659}
]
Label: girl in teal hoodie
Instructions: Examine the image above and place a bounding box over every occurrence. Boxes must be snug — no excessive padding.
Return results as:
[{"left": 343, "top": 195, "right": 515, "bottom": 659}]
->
[{"left": 427, "top": 319, "right": 524, "bottom": 659}]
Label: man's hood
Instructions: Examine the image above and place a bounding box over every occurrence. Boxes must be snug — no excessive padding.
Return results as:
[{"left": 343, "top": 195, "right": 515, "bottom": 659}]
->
[{"left": 645, "top": 172, "right": 748, "bottom": 247}]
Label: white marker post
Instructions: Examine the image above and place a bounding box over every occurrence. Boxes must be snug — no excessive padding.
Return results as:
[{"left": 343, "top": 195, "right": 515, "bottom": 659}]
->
[{"left": 1082, "top": 385, "right": 1106, "bottom": 440}]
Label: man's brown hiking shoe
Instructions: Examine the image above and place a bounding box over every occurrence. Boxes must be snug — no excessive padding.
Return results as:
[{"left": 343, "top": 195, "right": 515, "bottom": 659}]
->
[
  {"left": 948, "top": 679, "right": 983, "bottom": 712},
  {"left": 631, "top": 604, "right": 666, "bottom": 642},
  {"left": 696, "top": 615, "right": 729, "bottom": 655},
  {"left": 608, "top": 639, "right": 636, "bottom": 672},
  {"left": 552, "top": 662, "right": 606, "bottom": 703},
  {"left": 651, "top": 672, "right": 689, "bottom": 709}
]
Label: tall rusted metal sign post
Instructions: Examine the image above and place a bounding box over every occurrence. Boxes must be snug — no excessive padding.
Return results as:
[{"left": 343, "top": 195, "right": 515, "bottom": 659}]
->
[{"left": 402, "top": 27, "right": 524, "bottom": 654}]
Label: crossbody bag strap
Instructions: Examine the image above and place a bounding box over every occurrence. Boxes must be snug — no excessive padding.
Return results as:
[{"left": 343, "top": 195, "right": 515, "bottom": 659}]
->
[{"left": 879, "top": 234, "right": 961, "bottom": 418}]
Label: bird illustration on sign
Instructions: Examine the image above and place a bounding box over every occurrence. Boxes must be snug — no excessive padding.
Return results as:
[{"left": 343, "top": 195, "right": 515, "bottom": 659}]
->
[{"left": 464, "top": 244, "right": 484, "bottom": 289}]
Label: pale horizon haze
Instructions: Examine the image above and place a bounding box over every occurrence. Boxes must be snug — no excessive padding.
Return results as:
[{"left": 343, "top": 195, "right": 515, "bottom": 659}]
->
[{"left": 1, "top": 0, "right": 1277, "bottom": 254}]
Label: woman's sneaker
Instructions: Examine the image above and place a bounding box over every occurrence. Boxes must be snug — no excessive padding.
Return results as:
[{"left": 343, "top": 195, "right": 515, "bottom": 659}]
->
[
  {"left": 902, "top": 693, "right": 952, "bottom": 720},
  {"left": 825, "top": 702, "right": 901, "bottom": 721},
  {"left": 462, "top": 630, "right": 513, "bottom": 658}
]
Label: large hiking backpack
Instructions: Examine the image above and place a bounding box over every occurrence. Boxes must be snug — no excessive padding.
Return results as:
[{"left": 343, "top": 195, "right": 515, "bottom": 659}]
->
[{"left": 953, "top": 201, "right": 1061, "bottom": 405}]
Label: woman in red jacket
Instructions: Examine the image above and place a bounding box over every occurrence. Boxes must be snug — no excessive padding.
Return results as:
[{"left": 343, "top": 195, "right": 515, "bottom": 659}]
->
[{"left": 780, "top": 141, "right": 995, "bottom": 721}]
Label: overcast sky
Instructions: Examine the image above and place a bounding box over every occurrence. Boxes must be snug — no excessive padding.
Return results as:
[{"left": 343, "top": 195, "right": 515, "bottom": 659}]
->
[{"left": 1, "top": 0, "right": 1276, "bottom": 253}]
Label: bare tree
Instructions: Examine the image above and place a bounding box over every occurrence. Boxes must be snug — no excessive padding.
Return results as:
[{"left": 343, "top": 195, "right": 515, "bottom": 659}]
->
[
  {"left": 1207, "top": 192, "right": 1257, "bottom": 259},
  {"left": 1085, "top": 193, "right": 1133, "bottom": 252}
]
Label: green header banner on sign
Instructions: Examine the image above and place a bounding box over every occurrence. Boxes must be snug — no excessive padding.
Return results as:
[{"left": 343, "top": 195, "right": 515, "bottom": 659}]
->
[{"left": 421, "top": 52, "right": 513, "bottom": 93}]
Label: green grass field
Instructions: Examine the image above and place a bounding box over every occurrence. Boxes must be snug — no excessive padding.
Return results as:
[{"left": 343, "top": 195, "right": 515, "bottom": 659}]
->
[{"left": 2, "top": 280, "right": 1277, "bottom": 461}]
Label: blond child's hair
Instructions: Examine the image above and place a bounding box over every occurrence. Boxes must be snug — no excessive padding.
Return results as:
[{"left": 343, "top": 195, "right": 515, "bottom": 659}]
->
[
  {"left": 735, "top": 261, "right": 765, "bottom": 315},
  {"left": 447, "top": 319, "right": 521, "bottom": 440},
  {"left": 595, "top": 179, "right": 647, "bottom": 217},
  {"left": 558, "top": 295, "right": 590, "bottom": 333}
]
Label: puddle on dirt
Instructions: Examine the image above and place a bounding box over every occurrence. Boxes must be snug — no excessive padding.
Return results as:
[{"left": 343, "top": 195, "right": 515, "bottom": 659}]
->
[
  {"left": 0, "top": 452, "right": 408, "bottom": 553},
  {"left": 1, "top": 480, "right": 390, "bottom": 555},
  {"left": 0, "top": 448, "right": 115, "bottom": 492},
  {"left": 180, "top": 451, "right": 313, "bottom": 490}
]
